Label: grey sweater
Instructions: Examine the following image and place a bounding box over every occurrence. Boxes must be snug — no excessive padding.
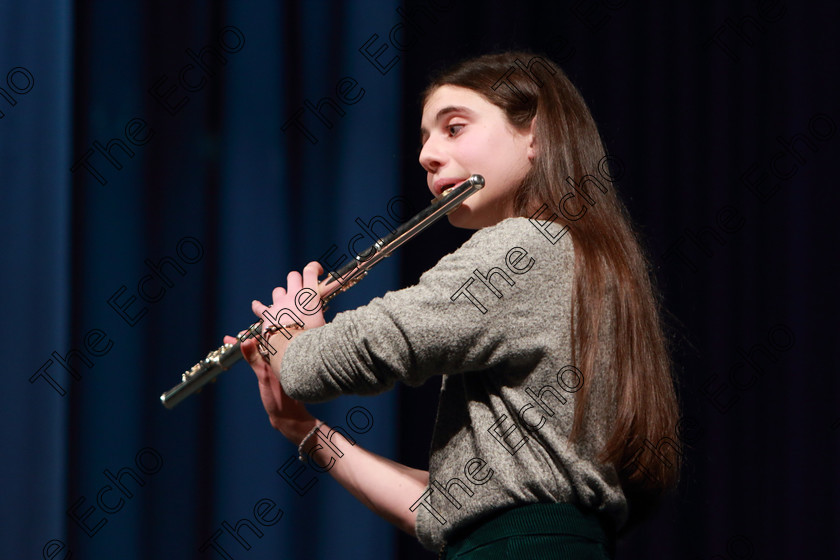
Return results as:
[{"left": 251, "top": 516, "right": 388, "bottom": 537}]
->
[{"left": 280, "top": 217, "right": 628, "bottom": 551}]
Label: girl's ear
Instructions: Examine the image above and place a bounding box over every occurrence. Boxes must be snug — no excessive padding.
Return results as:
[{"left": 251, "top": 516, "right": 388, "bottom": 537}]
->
[{"left": 526, "top": 117, "right": 537, "bottom": 161}]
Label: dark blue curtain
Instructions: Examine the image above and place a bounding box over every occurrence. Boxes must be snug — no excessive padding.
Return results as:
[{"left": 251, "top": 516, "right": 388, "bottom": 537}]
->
[
  {"left": 2, "top": 1, "right": 838, "bottom": 559},
  {"left": 4, "top": 1, "right": 402, "bottom": 558},
  {"left": 1, "top": 0, "right": 74, "bottom": 556}
]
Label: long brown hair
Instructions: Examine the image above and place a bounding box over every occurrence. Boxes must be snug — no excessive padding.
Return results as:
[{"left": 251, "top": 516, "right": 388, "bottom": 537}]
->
[{"left": 423, "top": 52, "right": 681, "bottom": 500}]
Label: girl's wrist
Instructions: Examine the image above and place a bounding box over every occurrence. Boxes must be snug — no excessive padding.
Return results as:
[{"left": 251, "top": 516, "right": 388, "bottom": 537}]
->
[
  {"left": 296, "top": 420, "right": 325, "bottom": 462},
  {"left": 281, "top": 417, "right": 320, "bottom": 446}
]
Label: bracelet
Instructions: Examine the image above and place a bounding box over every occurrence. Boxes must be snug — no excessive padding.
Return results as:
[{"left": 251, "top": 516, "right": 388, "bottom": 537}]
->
[
  {"left": 298, "top": 421, "right": 324, "bottom": 462},
  {"left": 257, "top": 323, "right": 305, "bottom": 362}
]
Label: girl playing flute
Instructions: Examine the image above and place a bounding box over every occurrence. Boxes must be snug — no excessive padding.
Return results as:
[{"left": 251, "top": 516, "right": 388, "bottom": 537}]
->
[{"left": 225, "top": 51, "right": 680, "bottom": 558}]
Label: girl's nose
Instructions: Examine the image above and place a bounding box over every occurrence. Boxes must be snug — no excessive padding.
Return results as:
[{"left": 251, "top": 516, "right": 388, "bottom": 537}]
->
[{"left": 419, "top": 138, "right": 445, "bottom": 173}]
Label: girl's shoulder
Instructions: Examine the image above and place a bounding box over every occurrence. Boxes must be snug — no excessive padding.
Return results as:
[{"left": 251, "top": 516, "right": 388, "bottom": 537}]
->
[
  {"left": 419, "top": 216, "right": 575, "bottom": 290},
  {"left": 460, "top": 216, "right": 575, "bottom": 261}
]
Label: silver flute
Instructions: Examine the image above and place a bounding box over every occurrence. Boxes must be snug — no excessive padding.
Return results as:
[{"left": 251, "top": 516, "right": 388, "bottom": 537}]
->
[{"left": 160, "top": 175, "right": 485, "bottom": 409}]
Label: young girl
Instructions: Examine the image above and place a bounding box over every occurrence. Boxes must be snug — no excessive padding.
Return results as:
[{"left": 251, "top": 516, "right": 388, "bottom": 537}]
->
[{"left": 225, "top": 51, "right": 680, "bottom": 558}]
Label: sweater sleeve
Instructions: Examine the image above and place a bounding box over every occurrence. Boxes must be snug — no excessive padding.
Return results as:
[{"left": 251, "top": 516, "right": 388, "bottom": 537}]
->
[{"left": 278, "top": 218, "right": 574, "bottom": 402}]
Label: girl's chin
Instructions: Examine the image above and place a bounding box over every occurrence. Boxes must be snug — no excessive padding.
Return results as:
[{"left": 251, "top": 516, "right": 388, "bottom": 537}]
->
[
  {"left": 446, "top": 215, "right": 477, "bottom": 230},
  {"left": 446, "top": 205, "right": 499, "bottom": 230}
]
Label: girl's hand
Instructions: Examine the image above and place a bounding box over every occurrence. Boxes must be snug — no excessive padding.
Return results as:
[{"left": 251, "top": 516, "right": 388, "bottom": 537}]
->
[
  {"left": 224, "top": 332, "right": 317, "bottom": 442},
  {"left": 251, "top": 260, "right": 326, "bottom": 337},
  {"left": 223, "top": 261, "right": 326, "bottom": 443},
  {"left": 248, "top": 261, "right": 326, "bottom": 369}
]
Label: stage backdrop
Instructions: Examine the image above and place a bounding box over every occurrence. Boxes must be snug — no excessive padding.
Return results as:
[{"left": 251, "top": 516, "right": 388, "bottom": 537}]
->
[
  {"left": 3, "top": 0, "right": 402, "bottom": 558},
  {"left": 1, "top": 1, "right": 838, "bottom": 559}
]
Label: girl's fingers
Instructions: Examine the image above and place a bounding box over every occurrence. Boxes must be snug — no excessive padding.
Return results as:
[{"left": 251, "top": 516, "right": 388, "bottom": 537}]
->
[
  {"left": 252, "top": 298, "right": 268, "bottom": 317},
  {"left": 253, "top": 266, "right": 324, "bottom": 332},
  {"left": 239, "top": 338, "right": 262, "bottom": 365},
  {"left": 302, "top": 261, "right": 323, "bottom": 291},
  {"left": 285, "top": 271, "right": 303, "bottom": 296}
]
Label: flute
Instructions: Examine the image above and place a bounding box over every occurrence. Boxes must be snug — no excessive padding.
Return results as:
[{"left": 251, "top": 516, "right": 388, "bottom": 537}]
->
[{"left": 159, "top": 174, "right": 485, "bottom": 409}]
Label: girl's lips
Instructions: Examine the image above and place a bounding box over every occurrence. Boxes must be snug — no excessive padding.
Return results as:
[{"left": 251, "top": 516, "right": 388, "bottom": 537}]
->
[{"left": 433, "top": 177, "right": 469, "bottom": 197}]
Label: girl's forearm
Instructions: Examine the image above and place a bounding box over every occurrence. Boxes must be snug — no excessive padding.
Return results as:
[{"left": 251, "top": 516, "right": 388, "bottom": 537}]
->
[{"left": 302, "top": 425, "right": 429, "bottom": 536}]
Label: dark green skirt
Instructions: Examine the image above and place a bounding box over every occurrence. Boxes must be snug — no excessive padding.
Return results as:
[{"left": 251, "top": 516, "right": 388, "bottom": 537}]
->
[{"left": 442, "top": 502, "right": 615, "bottom": 559}]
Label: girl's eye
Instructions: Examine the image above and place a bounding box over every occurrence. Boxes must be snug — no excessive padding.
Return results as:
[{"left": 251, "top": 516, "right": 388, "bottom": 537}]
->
[{"left": 448, "top": 124, "right": 465, "bottom": 136}]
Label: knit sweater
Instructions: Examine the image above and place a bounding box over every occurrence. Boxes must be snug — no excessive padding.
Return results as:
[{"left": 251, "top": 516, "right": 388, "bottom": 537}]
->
[{"left": 279, "top": 216, "right": 628, "bottom": 551}]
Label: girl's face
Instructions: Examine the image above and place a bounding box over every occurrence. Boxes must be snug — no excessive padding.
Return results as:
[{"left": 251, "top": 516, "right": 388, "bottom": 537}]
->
[{"left": 419, "top": 85, "right": 535, "bottom": 229}]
